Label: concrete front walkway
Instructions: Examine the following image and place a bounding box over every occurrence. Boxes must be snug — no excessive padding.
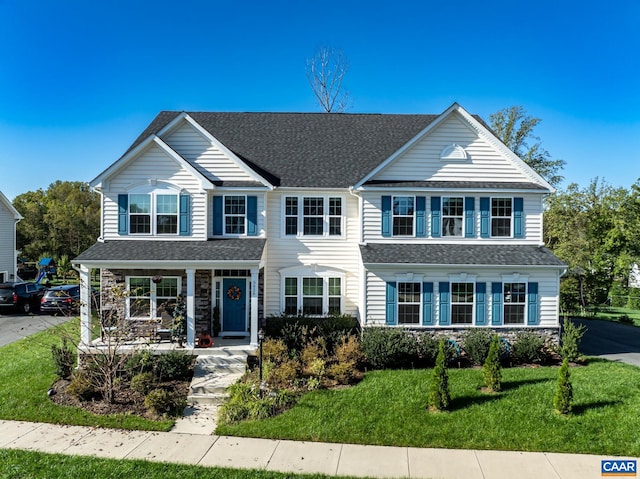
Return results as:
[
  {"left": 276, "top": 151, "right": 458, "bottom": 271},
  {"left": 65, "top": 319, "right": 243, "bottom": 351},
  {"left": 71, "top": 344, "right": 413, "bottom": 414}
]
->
[{"left": 1, "top": 420, "right": 635, "bottom": 479}]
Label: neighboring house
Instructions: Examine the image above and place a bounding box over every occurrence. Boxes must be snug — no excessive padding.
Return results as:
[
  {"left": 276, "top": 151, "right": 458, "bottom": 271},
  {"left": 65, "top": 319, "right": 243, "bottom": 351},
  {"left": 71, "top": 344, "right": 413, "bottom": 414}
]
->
[
  {"left": 0, "top": 190, "right": 22, "bottom": 283},
  {"left": 73, "top": 103, "right": 566, "bottom": 348}
]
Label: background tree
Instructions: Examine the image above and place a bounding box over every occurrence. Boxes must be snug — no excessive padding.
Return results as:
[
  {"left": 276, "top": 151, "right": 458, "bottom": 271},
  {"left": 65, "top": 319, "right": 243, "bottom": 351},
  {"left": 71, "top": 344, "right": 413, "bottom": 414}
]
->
[
  {"left": 305, "top": 45, "right": 350, "bottom": 113},
  {"left": 490, "top": 106, "right": 566, "bottom": 188},
  {"left": 14, "top": 181, "right": 100, "bottom": 262}
]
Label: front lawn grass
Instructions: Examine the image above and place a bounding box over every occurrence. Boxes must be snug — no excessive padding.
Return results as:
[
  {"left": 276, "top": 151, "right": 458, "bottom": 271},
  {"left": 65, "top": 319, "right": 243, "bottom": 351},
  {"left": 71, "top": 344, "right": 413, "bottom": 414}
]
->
[
  {"left": 218, "top": 360, "right": 640, "bottom": 456},
  {"left": 0, "top": 320, "right": 174, "bottom": 431},
  {"left": 585, "top": 307, "right": 640, "bottom": 326},
  {"left": 0, "top": 449, "right": 368, "bottom": 479}
]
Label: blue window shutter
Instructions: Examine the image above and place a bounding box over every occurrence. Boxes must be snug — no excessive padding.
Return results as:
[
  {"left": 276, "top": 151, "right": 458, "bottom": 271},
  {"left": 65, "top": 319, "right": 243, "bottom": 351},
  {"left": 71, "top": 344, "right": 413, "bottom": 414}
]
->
[
  {"left": 416, "top": 196, "right": 426, "bottom": 237},
  {"left": 480, "top": 197, "right": 490, "bottom": 238},
  {"left": 513, "top": 197, "right": 524, "bottom": 238},
  {"left": 179, "top": 194, "right": 190, "bottom": 236},
  {"left": 439, "top": 282, "right": 450, "bottom": 325},
  {"left": 527, "top": 282, "right": 539, "bottom": 325},
  {"left": 213, "top": 196, "right": 223, "bottom": 236},
  {"left": 431, "top": 197, "right": 441, "bottom": 238},
  {"left": 465, "top": 197, "right": 475, "bottom": 238},
  {"left": 476, "top": 282, "right": 486, "bottom": 325},
  {"left": 381, "top": 196, "right": 391, "bottom": 237},
  {"left": 386, "top": 282, "right": 397, "bottom": 325},
  {"left": 491, "top": 282, "right": 502, "bottom": 325},
  {"left": 422, "top": 282, "right": 434, "bottom": 325},
  {"left": 247, "top": 196, "right": 258, "bottom": 236},
  {"left": 118, "top": 194, "right": 128, "bottom": 235}
]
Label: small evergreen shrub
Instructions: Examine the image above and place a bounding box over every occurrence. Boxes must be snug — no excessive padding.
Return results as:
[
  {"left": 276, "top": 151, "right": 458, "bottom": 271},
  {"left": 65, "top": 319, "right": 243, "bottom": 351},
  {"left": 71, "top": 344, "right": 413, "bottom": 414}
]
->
[
  {"left": 361, "top": 328, "right": 419, "bottom": 369},
  {"left": 482, "top": 335, "right": 502, "bottom": 392},
  {"left": 125, "top": 350, "right": 155, "bottom": 376},
  {"left": 67, "top": 371, "right": 98, "bottom": 401},
  {"left": 511, "top": 331, "right": 547, "bottom": 364},
  {"left": 554, "top": 358, "right": 573, "bottom": 414},
  {"left": 427, "top": 339, "right": 450, "bottom": 411},
  {"left": 144, "top": 389, "right": 173, "bottom": 416},
  {"left": 327, "top": 361, "right": 360, "bottom": 385},
  {"left": 462, "top": 329, "right": 494, "bottom": 365},
  {"left": 155, "top": 351, "right": 194, "bottom": 381},
  {"left": 130, "top": 372, "right": 155, "bottom": 395},
  {"left": 560, "top": 319, "right": 587, "bottom": 362},
  {"left": 334, "top": 334, "right": 365, "bottom": 368},
  {"left": 415, "top": 334, "right": 439, "bottom": 367},
  {"left": 51, "top": 339, "right": 75, "bottom": 379},
  {"left": 267, "top": 358, "right": 301, "bottom": 388}
]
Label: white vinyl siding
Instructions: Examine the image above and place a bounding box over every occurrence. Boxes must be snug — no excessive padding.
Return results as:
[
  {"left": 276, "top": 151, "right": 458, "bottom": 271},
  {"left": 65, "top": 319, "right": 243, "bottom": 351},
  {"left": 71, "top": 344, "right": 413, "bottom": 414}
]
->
[
  {"left": 372, "top": 113, "right": 536, "bottom": 184},
  {"left": 361, "top": 193, "right": 543, "bottom": 243},
  {"left": 263, "top": 190, "right": 361, "bottom": 318},
  {"left": 365, "top": 268, "right": 560, "bottom": 328},
  {"left": 0, "top": 200, "right": 17, "bottom": 280}
]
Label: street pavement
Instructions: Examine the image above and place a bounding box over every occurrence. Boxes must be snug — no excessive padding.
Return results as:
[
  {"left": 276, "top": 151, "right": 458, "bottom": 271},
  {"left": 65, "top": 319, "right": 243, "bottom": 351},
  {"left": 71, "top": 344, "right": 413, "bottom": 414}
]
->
[
  {"left": 1, "top": 419, "right": 636, "bottom": 479},
  {"left": 0, "top": 312, "right": 70, "bottom": 347},
  {"left": 573, "top": 318, "right": 640, "bottom": 366}
]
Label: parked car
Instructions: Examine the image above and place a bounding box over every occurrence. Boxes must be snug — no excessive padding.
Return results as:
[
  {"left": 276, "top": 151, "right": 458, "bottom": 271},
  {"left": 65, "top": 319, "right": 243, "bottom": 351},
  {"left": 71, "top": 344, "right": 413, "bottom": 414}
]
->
[
  {"left": 40, "top": 284, "right": 99, "bottom": 316},
  {"left": 0, "top": 282, "right": 46, "bottom": 314}
]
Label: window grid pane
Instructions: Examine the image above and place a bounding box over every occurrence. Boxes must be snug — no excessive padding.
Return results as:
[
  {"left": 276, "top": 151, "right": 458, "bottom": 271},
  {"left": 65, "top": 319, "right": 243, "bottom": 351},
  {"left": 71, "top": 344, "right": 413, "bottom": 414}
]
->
[
  {"left": 398, "top": 282, "right": 420, "bottom": 324},
  {"left": 442, "top": 197, "right": 463, "bottom": 237},
  {"left": 392, "top": 196, "right": 414, "bottom": 236},
  {"left": 303, "top": 198, "right": 324, "bottom": 235},
  {"left": 285, "top": 197, "right": 298, "bottom": 235},
  {"left": 225, "top": 196, "right": 246, "bottom": 235},
  {"left": 491, "top": 198, "right": 512, "bottom": 237},
  {"left": 503, "top": 282, "right": 526, "bottom": 325},
  {"left": 328, "top": 197, "right": 342, "bottom": 236},
  {"left": 451, "top": 282, "right": 474, "bottom": 325}
]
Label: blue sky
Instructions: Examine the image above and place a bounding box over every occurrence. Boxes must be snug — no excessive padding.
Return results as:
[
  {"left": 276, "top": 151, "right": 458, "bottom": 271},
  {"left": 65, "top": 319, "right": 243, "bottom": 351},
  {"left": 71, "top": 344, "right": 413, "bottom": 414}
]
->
[{"left": 0, "top": 0, "right": 638, "bottom": 201}]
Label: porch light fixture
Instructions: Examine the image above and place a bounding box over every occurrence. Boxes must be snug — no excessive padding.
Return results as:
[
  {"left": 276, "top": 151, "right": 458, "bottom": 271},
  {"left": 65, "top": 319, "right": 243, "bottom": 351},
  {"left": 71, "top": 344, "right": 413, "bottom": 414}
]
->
[
  {"left": 152, "top": 275, "right": 163, "bottom": 284},
  {"left": 258, "top": 328, "right": 266, "bottom": 398}
]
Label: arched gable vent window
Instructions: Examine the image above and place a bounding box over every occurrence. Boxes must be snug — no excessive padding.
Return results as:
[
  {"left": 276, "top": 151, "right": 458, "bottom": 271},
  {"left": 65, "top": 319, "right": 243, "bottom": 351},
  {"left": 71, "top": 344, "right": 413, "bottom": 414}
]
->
[{"left": 440, "top": 144, "right": 468, "bottom": 161}]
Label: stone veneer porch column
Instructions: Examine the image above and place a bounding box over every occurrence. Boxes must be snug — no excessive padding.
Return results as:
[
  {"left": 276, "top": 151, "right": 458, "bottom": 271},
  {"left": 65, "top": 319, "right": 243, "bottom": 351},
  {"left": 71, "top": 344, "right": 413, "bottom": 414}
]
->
[
  {"left": 250, "top": 267, "right": 259, "bottom": 347},
  {"left": 186, "top": 268, "right": 195, "bottom": 347}
]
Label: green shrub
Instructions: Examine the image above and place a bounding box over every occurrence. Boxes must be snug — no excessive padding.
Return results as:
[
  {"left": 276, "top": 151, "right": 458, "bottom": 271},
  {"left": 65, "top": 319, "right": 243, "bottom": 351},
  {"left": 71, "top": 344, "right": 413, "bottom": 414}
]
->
[
  {"left": 266, "top": 313, "right": 359, "bottom": 353},
  {"left": 628, "top": 288, "right": 640, "bottom": 310},
  {"left": 511, "top": 331, "right": 547, "bottom": 364},
  {"left": 560, "top": 319, "right": 587, "bottom": 362},
  {"left": 554, "top": 358, "right": 573, "bottom": 414},
  {"left": 415, "top": 334, "right": 439, "bottom": 367},
  {"left": 125, "top": 350, "right": 155, "bottom": 377},
  {"left": 361, "top": 328, "right": 419, "bottom": 369},
  {"left": 482, "top": 335, "right": 502, "bottom": 392},
  {"left": 619, "top": 314, "right": 634, "bottom": 325},
  {"left": 267, "top": 359, "right": 301, "bottom": 388},
  {"left": 219, "top": 382, "right": 298, "bottom": 424},
  {"left": 155, "top": 351, "right": 194, "bottom": 381},
  {"left": 327, "top": 360, "right": 361, "bottom": 385},
  {"left": 609, "top": 281, "right": 628, "bottom": 308},
  {"left": 300, "top": 337, "right": 327, "bottom": 367},
  {"left": 305, "top": 357, "right": 326, "bottom": 379},
  {"left": 144, "top": 389, "right": 173, "bottom": 416},
  {"left": 462, "top": 329, "right": 494, "bottom": 365},
  {"left": 334, "top": 334, "right": 365, "bottom": 368},
  {"left": 130, "top": 372, "right": 155, "bottom": 395},
  {"left": 261, "top": 338, "right": 289, "bottom": 364},
  {"left": 428, "top": 339, "right": 450, "bottom": 411},
  {"left": 67, "top": 371, "right": 98, "bottom": 401},
  {"left": 51, "top": 339, "right": 75, "bottom": 379}
]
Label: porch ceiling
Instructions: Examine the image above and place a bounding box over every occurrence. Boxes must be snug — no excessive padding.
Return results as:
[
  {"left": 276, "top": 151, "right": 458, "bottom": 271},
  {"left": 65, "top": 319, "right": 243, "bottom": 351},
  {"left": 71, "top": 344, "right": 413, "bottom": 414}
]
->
[{"left": 73, "top": 239, "right": 266, "bottom": 268}]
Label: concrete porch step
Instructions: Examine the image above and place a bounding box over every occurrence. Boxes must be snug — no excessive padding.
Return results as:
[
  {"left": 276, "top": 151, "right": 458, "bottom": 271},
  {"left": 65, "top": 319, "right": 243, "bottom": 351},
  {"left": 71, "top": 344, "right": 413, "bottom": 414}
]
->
[{"left": 186, "top": 353, "right": 249, "bottom": 406}]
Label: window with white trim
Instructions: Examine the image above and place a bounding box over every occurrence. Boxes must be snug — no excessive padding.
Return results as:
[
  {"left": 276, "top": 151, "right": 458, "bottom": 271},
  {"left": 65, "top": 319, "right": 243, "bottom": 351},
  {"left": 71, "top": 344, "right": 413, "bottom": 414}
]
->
[
  {"left": 393, "top": 196, "right": 415, "bottom": 236},
  {"left": 442, "top": 197, "right": 464, "bottom": 237},
  {"left": 284, "top": 196, "right": 343, "bottom": 237},
  {"left": 504, "top": 282, "right": 526, "bottom": 324},
  {"left": 282, "top": 276, "right": 342, "bottom": 315},
  {"left": 398, "top": 282, "right": 420, "bottom": 324},
  {"left": 491, "top": 198, "right": 512, "bottom": 237},
  {"left": 451, "top": 282, "right": 474, "bottom": 324},
  {"left": 225, "top": 195, "right": 246, "bottom": 235},
  {"left": 126, "top": 276, "right": 181, "bottom": 319},
  {"left": 129, "top": 193, "right": 179, "bottom": 235}
]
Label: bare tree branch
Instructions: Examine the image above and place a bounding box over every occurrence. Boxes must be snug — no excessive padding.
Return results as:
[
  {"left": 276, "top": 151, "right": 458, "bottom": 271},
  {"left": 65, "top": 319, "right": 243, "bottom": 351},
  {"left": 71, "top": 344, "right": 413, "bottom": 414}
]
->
[{"left": 306, "top": 45, "right": 350, "bottom": 113}]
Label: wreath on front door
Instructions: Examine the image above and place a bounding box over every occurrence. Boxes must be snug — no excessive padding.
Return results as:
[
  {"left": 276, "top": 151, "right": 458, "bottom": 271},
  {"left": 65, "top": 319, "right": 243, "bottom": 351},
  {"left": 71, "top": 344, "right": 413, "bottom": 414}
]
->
[{"left": 227, "top": 285, "right": 242, "bottom": 301}]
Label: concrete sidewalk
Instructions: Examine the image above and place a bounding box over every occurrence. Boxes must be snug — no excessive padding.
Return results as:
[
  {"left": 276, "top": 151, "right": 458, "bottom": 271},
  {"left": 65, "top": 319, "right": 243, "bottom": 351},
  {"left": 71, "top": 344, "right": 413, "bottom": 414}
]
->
[{"left": 0, "top": 420, "right": 635, "bottom": 479}]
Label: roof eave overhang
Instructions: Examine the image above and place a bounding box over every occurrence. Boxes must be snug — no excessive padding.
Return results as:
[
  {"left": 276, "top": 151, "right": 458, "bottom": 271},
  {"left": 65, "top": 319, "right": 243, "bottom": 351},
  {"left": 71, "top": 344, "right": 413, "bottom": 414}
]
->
[
  {"left": 356, "top": 186, "right": 549, "bottom": 194},
  {"left": 362, "top": 262, "right": 567, "bottom": 269},
  {"left": 72, "top": 259, "right": 265, "bottom": 270}
]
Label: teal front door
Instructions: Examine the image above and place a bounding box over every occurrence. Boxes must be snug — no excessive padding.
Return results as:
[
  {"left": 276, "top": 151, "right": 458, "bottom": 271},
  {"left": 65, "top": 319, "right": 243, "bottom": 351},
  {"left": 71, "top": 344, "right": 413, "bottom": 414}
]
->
[{"left": 222, "top": 278, "right": 246, "bottom": 332}]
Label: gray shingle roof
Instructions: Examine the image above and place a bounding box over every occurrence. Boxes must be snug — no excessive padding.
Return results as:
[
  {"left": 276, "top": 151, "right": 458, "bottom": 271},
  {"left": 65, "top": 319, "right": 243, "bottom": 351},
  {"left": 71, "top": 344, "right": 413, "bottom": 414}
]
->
[
  {"left": 362, "top": 181, "right": 549, "bottom": 191},
  {"left": 359, "top": 243, "right": 566, "bottom": 267},
  {"left": 73, "top": 239, "right": 266, "bottom": 263}
]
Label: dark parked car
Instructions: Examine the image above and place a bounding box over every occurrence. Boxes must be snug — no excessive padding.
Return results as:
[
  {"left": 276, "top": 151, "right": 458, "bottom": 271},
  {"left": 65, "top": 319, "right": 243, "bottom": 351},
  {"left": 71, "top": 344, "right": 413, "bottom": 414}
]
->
[
  {"left": 40, "top": 285, "right": 98, "bottom": 316},
  {"left": 0, "top": 282, "right": 46, "bottom": 314}
]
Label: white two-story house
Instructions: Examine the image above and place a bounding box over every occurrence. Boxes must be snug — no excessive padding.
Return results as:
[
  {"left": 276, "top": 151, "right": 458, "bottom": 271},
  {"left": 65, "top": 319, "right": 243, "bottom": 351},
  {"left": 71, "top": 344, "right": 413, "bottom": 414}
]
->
[
  {"left": 73, "top": 103, "right": 566, "bottom": 348},
  {"left": 0, "top": 190, "right": 22, "bottom": 283}
]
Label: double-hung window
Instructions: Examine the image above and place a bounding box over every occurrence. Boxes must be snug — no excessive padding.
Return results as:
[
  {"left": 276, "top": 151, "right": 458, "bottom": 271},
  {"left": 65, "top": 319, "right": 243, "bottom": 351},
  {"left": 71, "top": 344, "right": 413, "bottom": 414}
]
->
[
  {"left": 126, "top": 276, "right": 181, "bottom": 319},
  {"left": 284, "top": 196, "right": 343, "bottom": 237},
  {"left": 442, "top": 197, "right": 464, "bottom": 237},
  {"left": 225, "top": 196, "right": 246, "bottom": 235},
  {"left": 491, "top": 198, "right": 512, "bottom": 237},
  {"left": 503, "top": 282, "right": 526, "bottom": 324},
  {"left": 283, "top": 276, "right": 342, "bottom": 315},
  {"left": 392, "top": 196, "right": 414, "bottom": 236},
  {"left": 397, "top": 282, "right": 420, "bottom": 324},
  {"left": 129, "top": 193, "right": 179, "bottom": 235},
  {"left": 451, "top": 282, "right": 474, "bottom": 324}
]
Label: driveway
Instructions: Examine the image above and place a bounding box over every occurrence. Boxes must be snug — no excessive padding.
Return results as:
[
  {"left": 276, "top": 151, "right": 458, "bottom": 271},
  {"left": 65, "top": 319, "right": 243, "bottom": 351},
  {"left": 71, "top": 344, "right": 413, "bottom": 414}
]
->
[
  {"left": 572, "top": 317, "right": 640, "bottom": 367},
  {"left": 0, "top": 312, "right": 70, "bottom": 347}
]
